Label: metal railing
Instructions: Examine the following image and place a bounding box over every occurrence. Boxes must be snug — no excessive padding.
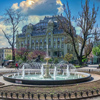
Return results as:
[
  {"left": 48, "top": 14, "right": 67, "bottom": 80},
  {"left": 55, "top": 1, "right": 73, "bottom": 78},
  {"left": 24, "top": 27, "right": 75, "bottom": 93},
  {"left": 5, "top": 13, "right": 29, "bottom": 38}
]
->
[{"left": 0, "top": 88, "right": 100, "bottom": 100}]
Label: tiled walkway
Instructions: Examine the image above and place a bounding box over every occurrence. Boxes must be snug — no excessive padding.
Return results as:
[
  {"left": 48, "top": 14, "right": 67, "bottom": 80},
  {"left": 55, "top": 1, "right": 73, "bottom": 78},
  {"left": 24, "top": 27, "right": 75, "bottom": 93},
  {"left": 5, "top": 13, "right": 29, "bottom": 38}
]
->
[{"left": 0, "top": 65, "right": 100, "bottom": 100}]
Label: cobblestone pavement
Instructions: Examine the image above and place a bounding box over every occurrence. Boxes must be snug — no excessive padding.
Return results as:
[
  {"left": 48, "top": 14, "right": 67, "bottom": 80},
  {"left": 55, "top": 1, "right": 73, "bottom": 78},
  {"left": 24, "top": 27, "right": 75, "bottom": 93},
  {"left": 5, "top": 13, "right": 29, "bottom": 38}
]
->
[
  {"left": 82, "top": 96, "right": 100, "bottom": 100},
  {"left": 0, "top": 65, "right": 100, "bottom": 100}
]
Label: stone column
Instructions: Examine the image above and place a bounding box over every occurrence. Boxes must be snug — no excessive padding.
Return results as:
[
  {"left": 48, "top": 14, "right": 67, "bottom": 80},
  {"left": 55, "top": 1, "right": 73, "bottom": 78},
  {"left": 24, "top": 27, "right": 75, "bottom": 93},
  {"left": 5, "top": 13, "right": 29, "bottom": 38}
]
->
[
  {"left": 46, "top": 34, "right": 48, "bottom": 47},
  {"left": 38, "top": 42, "right": 39, "bottom": 50},
  {"left": 42, "top": 38, "right": 44, "bottom": 50},
  {"left": 51, "top": 33, "right": 53, "bottom": 48},
  {"left": 60, "top": 37, "right": 61, "bottom": 49},
  {"left": 55, "top": 38, "right": 57, "bottom": 49},
  {"left": 64, "top": 37, "right": 67, "bottom": 56},
  {"left": 25, "top": 36, "right": 27, "bottom": 48},
  {"left": 30, "top": 35, "right": 31, "bottom": 49},
  {"left": 34, "top": 39, "right": 36, "bottom": 50}
]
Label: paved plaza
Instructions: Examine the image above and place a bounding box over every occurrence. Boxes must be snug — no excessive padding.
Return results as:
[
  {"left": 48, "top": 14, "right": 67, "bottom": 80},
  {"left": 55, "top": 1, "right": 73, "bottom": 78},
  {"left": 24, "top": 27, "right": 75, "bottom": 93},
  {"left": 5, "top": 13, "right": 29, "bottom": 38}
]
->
[{"left": 0, "top": 65, "right": 100, "bottom": 100}]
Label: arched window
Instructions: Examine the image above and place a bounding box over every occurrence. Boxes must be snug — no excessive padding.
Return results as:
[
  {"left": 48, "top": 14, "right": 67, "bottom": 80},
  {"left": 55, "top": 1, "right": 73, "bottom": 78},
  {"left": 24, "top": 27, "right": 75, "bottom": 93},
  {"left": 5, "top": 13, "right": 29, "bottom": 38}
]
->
[
  {"left": 49, "top": 38, "right": 51, "bottom": 42},
  {"left": 48, "top": 33, "right": 51, "bottom": 35},
  {"left": 54, "top": 38, "right": 56, "bottom": 42},
  {"left": 62, "top": 37, "right": 64, "bottom": 41},
  {"left": 58, "top": 38, "right": 60, "bottom": 42}
]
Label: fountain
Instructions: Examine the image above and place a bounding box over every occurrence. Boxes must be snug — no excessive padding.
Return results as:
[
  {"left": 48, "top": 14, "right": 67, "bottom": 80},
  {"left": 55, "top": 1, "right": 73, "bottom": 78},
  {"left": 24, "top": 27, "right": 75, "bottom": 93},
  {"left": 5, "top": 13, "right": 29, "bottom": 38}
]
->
[
  {"left": 43, "top": 45, "right": 51, "bottom": 78},
  {"left": 66, "top": 65, "right": 70, "bottom": 77},
  {"left": 22, "top": 65, "right": 25, "bottom": 78},
  {"left": 54, "top": 66, "right": 57, "bottom": 80},
  {"left": 3, "top": 46, "right": 91, "bottom": 85},
  {"left": 41, "top": 64, "right": 44, "bottom": 77}
]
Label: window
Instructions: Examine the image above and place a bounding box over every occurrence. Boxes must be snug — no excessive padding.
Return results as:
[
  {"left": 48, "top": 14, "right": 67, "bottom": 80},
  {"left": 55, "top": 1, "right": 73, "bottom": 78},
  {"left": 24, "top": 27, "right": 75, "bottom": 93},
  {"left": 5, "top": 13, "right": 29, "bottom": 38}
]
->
[
  {"left": 54, "top": 38, "right": 56, "bottom": 42},
  {"left": 44, "top": 39, "right": 46, "bottom": 43},
  {"left": 25, "top": 41, "right": 27, "bottom": 44},
  {"left": 58, "top": 45, "right": 60, "bottom": 48},
  {"left": 62, "top": 37, "right": 64, "bottom": 41},
  {"left": 27, "top": 35, "right": 30, "bottom": 37},
  {"left": 32, "top": 40, "right": 34, "bottom": 43},
  {"left": 40, "top": 46, "right": 43, "bottom": 50},
  {"left": 21, "top": 42, "right": 23, "bottom": 44},
  {"left": 49, "top": 45, "right": 51, "bottom": 48},
  {"left": 40, "top": 39, "right": 42, "bottom": 43},
  {"left": 61, "top": 44, "right": 64, "bottom": 48},
  {"left": 44, "top": 45, "right": 46, "bottom": 48},
  {"left": 54, "top": 44, "right": 56, "bottom": 48},
  {"left": 49, "top": 38, "right": 51, "bottom": 42},
  {"left": 36, "top": 46, "right": 38, "bottom": 50},
  {"left": 32, "top": 46, "right": 34, "bottom": 50},
  {"left": 58, "top": 38, "right": 60, "bottom": 42},
  {"left": 48, "top": 33, "right": 51, "bottom": 35},
  {"left": 36, "top": 40, "right": 38, "bottom": 43},
  {"left": 27, "top": 40, "right": 29, "bottom": 44}
]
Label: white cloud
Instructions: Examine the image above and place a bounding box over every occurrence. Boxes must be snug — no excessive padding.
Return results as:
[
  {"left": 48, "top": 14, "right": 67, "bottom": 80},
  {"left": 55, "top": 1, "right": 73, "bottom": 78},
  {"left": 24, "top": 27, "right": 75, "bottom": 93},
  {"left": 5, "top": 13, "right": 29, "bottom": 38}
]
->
[
  {"left": 0, "top": 22, "right": 6, "bottom": 35},
  {"left": 11, "top": 0, "right": 63, "bottom": 15},
  {"left": 57, "top": 6, "right": 63, "bottom": 14},
  {"left": 18, "top": 15, "right": 45, "bottom": 33},
  {"left": 11, "top": 3, "right": 19, "bottom": 10},
  {"left": 0, "top": 0, "right": 64, "bottom": 48},
  {"left": 72, "top": 21, "right": 81, "bottom": 34},
  {"left": 56, "top": 0, "right": 63, "bottom": 14},
  {"left": 56, "top": 0, "right": 63, "bottom": 5},
  {"left": 0, "top": 21, "right": 12, "bottom": 48},
  {"left": 27, "top": 15, "right": 45, "bottom": 24},
  {"left": 0, "top": 33, "right": 10, "bottom": 48},
  {"left": 0, "top": 37, "right": 10, "bottom": 48},
  {"left": 75, "top": 27, "right": 81, "bottom": 34}
]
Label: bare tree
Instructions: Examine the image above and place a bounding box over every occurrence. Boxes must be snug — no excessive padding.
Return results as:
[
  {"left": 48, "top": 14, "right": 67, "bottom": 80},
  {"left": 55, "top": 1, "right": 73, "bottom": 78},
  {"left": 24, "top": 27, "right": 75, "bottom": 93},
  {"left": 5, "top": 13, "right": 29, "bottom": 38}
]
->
[
  {"left": 58, "top": 0, "right": 99, "bottom": 65},
  {"left": 2, "top": 8, "right": 24, "bottom": 62}
]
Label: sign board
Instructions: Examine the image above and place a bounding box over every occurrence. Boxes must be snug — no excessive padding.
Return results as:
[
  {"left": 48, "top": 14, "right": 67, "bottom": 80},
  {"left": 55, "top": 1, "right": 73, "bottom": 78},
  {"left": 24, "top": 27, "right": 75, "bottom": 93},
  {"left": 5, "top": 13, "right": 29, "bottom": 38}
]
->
[{"left": 15, "top": 80, "right": 22, "bottom": 84}]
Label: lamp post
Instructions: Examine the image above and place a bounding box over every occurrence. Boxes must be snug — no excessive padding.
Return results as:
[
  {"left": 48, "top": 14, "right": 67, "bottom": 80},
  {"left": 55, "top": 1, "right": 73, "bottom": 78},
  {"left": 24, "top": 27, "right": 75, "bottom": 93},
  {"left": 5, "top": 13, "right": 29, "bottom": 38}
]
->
[
  {"left": 96, "top": 52, "right": 98, "bottom": 64},
  {"left": 96, "top": 52, "right": 100, "bottom": 64}
]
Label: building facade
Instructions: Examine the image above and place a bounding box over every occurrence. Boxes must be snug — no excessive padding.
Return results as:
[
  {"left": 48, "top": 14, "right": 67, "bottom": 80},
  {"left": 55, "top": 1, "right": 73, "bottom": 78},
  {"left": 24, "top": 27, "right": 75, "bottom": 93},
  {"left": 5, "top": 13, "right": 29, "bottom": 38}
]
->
[
  {"left": 93, "top": 41, "right": 100, "bottom": 64},
  {"left": 16, "top": 15, "right": 76, "bottom": 59},
  {"left": 0, "top": 48, "right": 12, "bottom": 64}
]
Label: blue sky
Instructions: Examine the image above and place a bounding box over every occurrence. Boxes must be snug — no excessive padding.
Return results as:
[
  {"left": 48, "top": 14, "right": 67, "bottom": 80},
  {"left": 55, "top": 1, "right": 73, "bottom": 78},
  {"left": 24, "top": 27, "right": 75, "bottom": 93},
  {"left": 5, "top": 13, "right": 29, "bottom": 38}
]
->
[
  {"left": 0, "top": 0, "right": 100, "bottom": 47},
  {"left": 0, "top": 0, "right": 100, "bottom": 19}
]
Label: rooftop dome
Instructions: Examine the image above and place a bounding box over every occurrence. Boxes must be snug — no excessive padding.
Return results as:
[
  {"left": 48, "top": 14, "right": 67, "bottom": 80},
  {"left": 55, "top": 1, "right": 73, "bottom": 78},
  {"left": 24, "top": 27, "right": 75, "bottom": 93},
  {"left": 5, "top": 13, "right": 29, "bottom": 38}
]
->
[
  {"left": 28, "top": 23, "right": 33, "bottom": 27},
  {"left": 48, "top": 19, "right": 53, "bottom": 24},
  {"left": 48, "top": 19, "right": 54, "bottom": 26}
]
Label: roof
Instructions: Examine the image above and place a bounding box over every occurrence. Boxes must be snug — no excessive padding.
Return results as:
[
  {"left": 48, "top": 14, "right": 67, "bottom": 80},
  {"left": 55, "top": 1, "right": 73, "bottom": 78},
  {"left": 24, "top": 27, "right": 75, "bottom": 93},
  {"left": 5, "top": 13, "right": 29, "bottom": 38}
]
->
[{"left": 17, "top": 15, "right": 75, "bottom": 37}]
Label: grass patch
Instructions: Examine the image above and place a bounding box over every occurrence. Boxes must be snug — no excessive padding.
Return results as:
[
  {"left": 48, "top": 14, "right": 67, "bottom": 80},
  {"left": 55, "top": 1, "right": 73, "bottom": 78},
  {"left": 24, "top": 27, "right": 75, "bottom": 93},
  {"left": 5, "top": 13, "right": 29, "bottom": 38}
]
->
[{"left": 75, "top": 65, "right": 81, "bottom": 68}]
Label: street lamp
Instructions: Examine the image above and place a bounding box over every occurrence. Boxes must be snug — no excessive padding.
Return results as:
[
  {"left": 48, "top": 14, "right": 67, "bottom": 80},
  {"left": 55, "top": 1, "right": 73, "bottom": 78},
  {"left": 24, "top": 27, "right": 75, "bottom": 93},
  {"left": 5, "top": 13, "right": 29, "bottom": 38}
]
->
[{"left": 96, "top": 52, "right": 100, "bottom": 64}]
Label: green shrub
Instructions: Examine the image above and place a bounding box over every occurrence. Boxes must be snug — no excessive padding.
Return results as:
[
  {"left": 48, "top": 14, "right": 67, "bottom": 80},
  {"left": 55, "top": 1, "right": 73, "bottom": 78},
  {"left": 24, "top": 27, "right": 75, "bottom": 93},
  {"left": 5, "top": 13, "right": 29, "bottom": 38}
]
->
[
  {"left": 54, "top": 58, "right": 58, "bottom": 64},
  {"left": 48, "top": 59, "right": 53, "bottom": 63},
  {"left": 75, "top": 65, "right": 81, "bottom": 68},
  {"left": 40, "top": 58, "right": 44, "bottom": 62},
  {"left": 5, "top": 54, "right": 12, "bottom": 60}
]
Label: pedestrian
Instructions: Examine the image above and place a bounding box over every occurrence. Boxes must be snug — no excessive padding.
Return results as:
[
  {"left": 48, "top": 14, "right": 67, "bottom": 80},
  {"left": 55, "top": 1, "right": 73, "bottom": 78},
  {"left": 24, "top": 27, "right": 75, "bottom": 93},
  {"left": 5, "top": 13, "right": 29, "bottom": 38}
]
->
[
  {"left": 2, "top": 62, "right": 4, "bottom": 68},
  {"left": 15, "top": 63, "right": 19, "bottom": 69}
]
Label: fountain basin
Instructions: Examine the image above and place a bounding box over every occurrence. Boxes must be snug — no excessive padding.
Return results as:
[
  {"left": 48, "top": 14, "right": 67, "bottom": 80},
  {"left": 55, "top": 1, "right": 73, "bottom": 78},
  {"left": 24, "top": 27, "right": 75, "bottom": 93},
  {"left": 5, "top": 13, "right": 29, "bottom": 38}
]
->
[{"left": 3, "top": 72, "right": 91, "bottom": 85}]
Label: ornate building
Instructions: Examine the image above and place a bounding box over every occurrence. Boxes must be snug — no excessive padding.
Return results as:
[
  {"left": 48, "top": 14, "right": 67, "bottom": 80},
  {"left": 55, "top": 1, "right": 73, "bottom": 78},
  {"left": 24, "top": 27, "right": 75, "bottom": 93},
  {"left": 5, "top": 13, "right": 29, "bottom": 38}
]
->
[
  {"left": 0, "top": 48, "right": 12, "bottom": 64},
  {"left": 16, "top": 15, "right": 76, "bottom": 59}
]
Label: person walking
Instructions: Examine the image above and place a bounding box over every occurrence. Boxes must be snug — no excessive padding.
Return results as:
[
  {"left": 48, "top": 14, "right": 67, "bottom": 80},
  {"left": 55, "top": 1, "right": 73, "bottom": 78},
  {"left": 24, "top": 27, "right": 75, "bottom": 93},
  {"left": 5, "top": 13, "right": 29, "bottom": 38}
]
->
[
  {"left": 2, "top": 62, "right": 4, "bottom": 68},
  {"left": 15, "top": 63, "right": 19, "bottom": 69}
]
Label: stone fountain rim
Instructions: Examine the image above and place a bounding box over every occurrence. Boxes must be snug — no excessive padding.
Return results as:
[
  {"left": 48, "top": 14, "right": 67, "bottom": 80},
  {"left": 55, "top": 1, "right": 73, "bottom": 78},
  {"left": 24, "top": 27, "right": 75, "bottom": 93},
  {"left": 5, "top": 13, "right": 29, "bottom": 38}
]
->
[{"left": 3, "top": 72, "right": 91, "bottom": 85}]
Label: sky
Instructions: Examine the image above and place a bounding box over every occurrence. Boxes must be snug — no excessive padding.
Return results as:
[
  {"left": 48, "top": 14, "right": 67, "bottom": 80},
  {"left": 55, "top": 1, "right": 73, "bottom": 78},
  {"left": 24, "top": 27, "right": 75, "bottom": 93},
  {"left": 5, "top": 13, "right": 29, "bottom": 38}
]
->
[{"left": 0, "top": 0, "right": 100, "bottom": 48}]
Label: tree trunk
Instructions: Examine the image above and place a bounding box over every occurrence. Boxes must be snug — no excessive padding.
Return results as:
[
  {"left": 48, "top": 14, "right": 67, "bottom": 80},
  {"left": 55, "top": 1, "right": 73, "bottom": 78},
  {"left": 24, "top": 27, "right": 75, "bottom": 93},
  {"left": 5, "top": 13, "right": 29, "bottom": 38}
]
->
[
  {"left": 12, "top": 47, "right": 15, "bottom": 62},
  {"left": 79, "top": 60, "right": 82, "bottom": 66},
  {"left": 77, "top": 56, "right": 83, "bottom": 66}
]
